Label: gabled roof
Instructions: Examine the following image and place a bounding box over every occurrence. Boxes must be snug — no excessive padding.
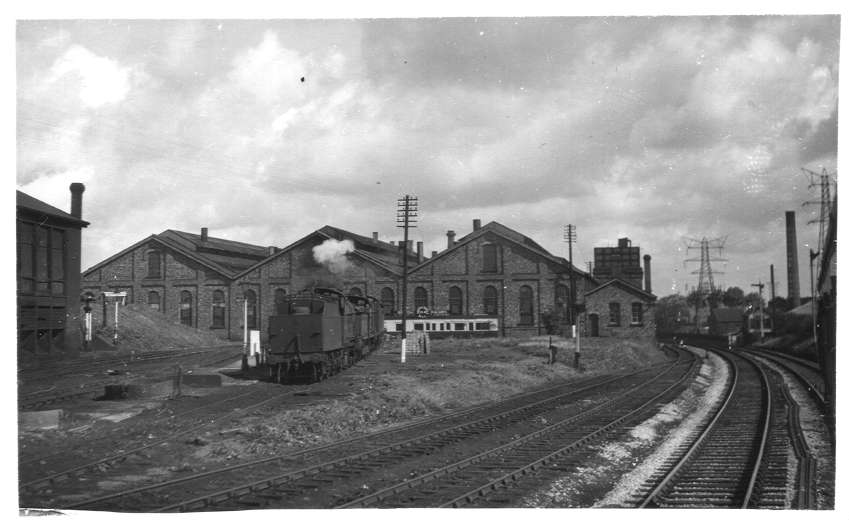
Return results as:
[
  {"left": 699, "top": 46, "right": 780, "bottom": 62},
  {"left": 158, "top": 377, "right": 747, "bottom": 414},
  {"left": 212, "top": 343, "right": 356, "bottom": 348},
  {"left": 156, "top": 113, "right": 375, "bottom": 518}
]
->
[
  {"left": 410, "top": 221, "right": 594, "bottom": 280},
  {"left": 584, "top": 278, "right": 656, "bottom": 301},
  {"left": 83, "top": 230, "right": 271, "bottom": 279},
  {"left": 17, "top": 190, "right": 89, "bottom": 227},
  {"left": 234, "top": 225, "right": 411, "bottom": 279}
]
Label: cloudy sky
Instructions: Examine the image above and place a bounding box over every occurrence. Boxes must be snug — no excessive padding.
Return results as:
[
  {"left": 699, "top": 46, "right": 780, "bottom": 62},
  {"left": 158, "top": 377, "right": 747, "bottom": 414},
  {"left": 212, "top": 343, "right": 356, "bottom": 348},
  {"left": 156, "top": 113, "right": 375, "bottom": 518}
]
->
[{"left": 16, "top": 15, "right": 839, "bottom": 297}]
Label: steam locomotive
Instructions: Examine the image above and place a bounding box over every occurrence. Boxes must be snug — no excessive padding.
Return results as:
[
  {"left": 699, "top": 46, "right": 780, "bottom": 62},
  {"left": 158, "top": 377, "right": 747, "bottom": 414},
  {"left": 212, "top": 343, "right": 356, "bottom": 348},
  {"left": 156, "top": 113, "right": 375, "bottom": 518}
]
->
[{"left": 263, "top": 287, "right": 384, "bottom": 383}]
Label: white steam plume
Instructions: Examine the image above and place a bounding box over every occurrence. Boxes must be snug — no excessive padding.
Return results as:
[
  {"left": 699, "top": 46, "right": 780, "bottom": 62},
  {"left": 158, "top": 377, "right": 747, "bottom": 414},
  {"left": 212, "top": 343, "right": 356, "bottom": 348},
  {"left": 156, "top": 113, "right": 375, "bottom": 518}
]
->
[{"left": 312, "top": 239, "right": 355, "bottom": 274}]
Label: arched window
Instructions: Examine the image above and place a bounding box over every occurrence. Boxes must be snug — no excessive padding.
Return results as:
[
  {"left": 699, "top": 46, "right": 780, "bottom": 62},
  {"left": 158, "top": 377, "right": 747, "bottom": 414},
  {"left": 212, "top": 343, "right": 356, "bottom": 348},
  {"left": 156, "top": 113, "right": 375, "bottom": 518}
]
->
[
  {"left": 245, "top": 290, "right": 258, "bottom": 329},
  {"left": 448, "top": 286, "right": 463, "bottom": 316},
  {"left": 519, "top": 285, "right": 534, "bottom": 325},
  {"left": 555, "top": 284, "right": 571, "bottom": 323},
  {"left": 212, "top": 290, "right": 226, "bottom": 328},
  {"left": 349, "top": 287, "right": 363, "bottom": 297},
  {"left": 414, "top": 287, "right": 428, "bottom": 310},
  {"left": 483, "top": 286, "right": 498, "bottom": 315},
  {"left": 274, "top": 288, "right": 287, "bottom": 315},
  {"left": 179, "top": 290, "right": 193, "bottom": 326},
  {"left": 148, "top": 291, "right": 161, "bottom": 311},
  {"left": 482, "top": 243, "right": 497, "bottom": 273},
  {"left": 148, "top": 251, "right": 162, "bottom": 278},
  {"left": 380, "top": 287, "right": 395, "bottom": 313}
]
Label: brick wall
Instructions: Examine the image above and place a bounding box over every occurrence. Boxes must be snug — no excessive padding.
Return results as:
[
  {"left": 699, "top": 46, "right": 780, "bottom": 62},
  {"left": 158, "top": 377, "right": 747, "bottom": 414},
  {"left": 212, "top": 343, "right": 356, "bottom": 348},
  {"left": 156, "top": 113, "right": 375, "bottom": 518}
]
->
[{"left": 584, "top": 283, "right": 656, "bottom": 338}]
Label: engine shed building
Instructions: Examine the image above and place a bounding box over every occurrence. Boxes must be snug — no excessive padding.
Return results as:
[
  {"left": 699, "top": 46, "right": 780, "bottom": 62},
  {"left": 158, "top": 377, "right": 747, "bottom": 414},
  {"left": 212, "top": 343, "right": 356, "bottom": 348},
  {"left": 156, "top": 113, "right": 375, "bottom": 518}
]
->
[
  {"left": 401, "top": 220, "right": 596, "bottom": 337},
  {"left": 17, "top": 184, "right": 89, "bottom": 358},
  {"left": 81, "top": 228, "right": 272, "bottom": 340},
  {"left": 81, "top": 219, "right": 656, "bottom": 341}
]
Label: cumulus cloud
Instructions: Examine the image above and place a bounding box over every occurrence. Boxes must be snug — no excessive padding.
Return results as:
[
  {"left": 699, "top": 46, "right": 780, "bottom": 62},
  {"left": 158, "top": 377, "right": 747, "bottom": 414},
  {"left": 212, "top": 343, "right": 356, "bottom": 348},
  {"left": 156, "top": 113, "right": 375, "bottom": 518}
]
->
[{"left": 15, "top": 17, "right": 838, "bottom": 296}]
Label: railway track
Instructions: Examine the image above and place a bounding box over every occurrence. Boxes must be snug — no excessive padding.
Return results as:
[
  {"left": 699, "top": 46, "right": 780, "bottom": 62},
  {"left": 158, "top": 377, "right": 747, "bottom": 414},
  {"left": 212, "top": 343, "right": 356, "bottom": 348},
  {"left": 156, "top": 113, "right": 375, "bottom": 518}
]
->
[
  {"left": 19, "top": 385, "right": 305, "bottom": 504},
  {"left": 742, "top": 348, "right": 825, "bottom": 406},
  {"left": 19, "top": 347, "right": 243, "bottom": 410},
  {"left": 59, "top": 349, "right": 694, "bottom": 511},
  {"left": 628, "top": 349, "right": 796, "bottom": 508},
  {"left": 337, "top": 350, "right": 699, "bottom": 508}
]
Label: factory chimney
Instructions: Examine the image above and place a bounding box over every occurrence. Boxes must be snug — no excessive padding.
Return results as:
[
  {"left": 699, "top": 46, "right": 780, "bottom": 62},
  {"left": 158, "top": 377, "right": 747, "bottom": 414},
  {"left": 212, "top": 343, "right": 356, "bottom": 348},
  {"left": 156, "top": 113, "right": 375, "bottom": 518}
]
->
[
  {"left": 372, "top": 232, "right": 379, "bottom": 241},
  {"left": 201, "top": 227, "right": 209, "bottom": 242},
  {"left": 416, "top": 241, "right": 424, "bottom": 263},
  {"left": 447, "top": 230, "right": 456, "bottom": 249},
  {"left": 785, "top": 211, "right": 801, "bottom": 308},
  {"left": 643, "top": 254, "right": 652, "bottom": 294},
  {"left": 70, "top": 183, "right": 85, "bottom": 219},
  {"left": 431, "top": 250, "right": 438, "bottom": 259},
  {"left": 473, "top": 219, "right": 481, "bottom": 231}
]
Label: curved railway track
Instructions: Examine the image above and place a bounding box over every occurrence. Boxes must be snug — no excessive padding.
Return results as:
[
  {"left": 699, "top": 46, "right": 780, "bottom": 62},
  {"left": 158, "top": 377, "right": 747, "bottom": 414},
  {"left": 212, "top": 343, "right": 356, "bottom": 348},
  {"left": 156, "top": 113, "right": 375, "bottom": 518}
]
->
[
  {"left": 59, "top": 349, "right": 694, "bottom": 511},
  {"left": 742, "top": 349, "right": 825, "bottom": 406},
  {"left": 629, "top": 348, "right": 802, "bottom": 508}
]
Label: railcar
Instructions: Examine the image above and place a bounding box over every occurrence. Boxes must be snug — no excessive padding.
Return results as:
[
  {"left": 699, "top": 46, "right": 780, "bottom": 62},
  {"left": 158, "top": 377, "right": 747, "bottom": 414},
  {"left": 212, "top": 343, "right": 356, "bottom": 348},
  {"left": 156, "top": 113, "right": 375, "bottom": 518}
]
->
[{"left": 263, "top": 287, "right": 384, "bottom": 383}]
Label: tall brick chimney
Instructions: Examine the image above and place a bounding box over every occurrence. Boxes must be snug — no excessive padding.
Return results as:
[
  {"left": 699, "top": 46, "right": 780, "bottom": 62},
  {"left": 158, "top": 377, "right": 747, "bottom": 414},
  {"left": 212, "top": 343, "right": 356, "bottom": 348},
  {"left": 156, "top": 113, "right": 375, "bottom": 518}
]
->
[
  {"left": 201, "top": 227, "right": 209, "bottom": 242},
  {"left": 372, "top": 232, "right": 379, "bottom": 241},
  {"left": 473, "top": 219, "right": 481, "bottom": 231},
  {"left": 643, "top": 254, "right": 652, "bottom": 294},
  {"left": 431, "top": 250, "right": 438, "bottom": 258},
  {"left": 416, "top": 241, "right": 424, "bottom": 263},
  {"left": 786, "top": 211, "right": 801, "bottom": 308},
  {"left": 70, "top": 183, "right": 85, "bottom": 218},
  {"left": 447, "top": 230, "right": 456, "bottom": 249}
]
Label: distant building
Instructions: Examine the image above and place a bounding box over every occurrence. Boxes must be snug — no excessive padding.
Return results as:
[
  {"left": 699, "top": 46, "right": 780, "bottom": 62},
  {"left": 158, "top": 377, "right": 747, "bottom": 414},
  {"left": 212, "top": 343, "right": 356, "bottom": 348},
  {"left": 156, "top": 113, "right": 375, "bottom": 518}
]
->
[
  {"left": 81, "top": 220, "right": 600, "bottom": 340},
  {"left": 17, "top": 184, "right": 89, "bottom": 357},
  {"left": 584, "top": 237, "right": 656, "bottom": 338},
  {"left": 584, "top": 279, "right": 656, "bottom": 338},
  {"left": 592, "top": 237, "right": 644, "bottom": 289},
  {"left": 709, "top": 307, "right": 744, "bottom": 336}
]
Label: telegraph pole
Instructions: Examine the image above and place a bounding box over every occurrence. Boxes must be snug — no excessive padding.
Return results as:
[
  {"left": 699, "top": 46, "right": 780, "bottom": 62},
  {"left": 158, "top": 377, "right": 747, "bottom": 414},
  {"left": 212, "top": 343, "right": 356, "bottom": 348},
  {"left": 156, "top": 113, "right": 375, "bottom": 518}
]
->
[
  {"left": 769, "top": 264, "right": 776, "bottom": 325},
  {"left": 564, "top": 224, "right": 580, "bottom": 369},
  {"left": 396, "top": 195, "right": 418, "bottom": 363},
  {"left": 751, "top": 281, "right": 764, "bottom": 342},
  {"left": 810, "top": 249, "right": 820, "bottom": 346}
]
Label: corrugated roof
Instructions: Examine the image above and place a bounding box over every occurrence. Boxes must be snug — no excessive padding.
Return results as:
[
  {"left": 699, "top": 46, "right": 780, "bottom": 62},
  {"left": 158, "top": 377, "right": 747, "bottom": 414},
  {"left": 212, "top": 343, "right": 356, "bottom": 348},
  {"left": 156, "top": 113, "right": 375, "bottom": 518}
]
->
[{"left": 16, "top": 190, "right": 89, "bottom": 227}]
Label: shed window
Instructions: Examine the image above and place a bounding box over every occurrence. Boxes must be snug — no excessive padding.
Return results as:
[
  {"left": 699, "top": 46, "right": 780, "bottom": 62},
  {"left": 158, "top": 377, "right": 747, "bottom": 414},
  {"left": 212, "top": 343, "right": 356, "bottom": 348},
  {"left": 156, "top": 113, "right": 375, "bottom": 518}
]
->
[
  {"left": 179, "top": 290, "right": 193, "bottom": 326},
  {"left": 482, "top": 243, "right": 497, "bottom": 273},
  {"left": 148, "top": 251, "right": 162, "bottom": 278},
  {"left": 274, "top": 288, "right": 287, "bottom": 315},
  {"left": 519, "top": 285, "right": 534, "bottom": 325},
  {"left": 609, "top": 302, "right": 621, "bottom": 327},
  {"left": 631, "top": 302, "right": 643, "bottom": 325},
  {"left": 414, "top": 287, "right": 428, "bottom": 310},
  {"left": 448, "top": 286, "right": 463, "bottom": 315},
  {"left": 148, "top": 291, "right": 161, "bottom": 311},
  {"left": 245, "top": 290, "right": 258, "bottom": 329},
  {"left": 212, "top": 290, "right": 226, "bottom": 328},
  {"left": 483, "top": 285, "right": 498, "bottom": 315},
  {"left": 381, "top": 287, "right": 395, "bottom": 314}
]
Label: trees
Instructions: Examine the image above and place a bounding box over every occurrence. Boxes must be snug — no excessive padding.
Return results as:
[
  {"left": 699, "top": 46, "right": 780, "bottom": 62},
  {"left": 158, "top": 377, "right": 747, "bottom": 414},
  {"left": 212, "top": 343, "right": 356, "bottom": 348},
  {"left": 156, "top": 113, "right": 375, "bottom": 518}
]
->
[
  {"left": 655, "top": 294, "right": 691, "bottom": 333},
  {"left": 722, "top": 286, "right": 745, "bottom": 307}
]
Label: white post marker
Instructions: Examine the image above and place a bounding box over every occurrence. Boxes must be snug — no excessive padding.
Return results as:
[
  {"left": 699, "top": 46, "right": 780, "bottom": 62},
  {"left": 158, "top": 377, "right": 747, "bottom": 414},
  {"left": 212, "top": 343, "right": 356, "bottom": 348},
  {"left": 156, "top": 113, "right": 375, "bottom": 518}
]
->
[
  {"left": 401, "top": 338, "right": 406, "bottom": 363},
  {"left": 103, "top": 292, "right": 127, "bottom": 345},
  {"left": 84, "top": 312, "right": 92, "bottom": 342}
]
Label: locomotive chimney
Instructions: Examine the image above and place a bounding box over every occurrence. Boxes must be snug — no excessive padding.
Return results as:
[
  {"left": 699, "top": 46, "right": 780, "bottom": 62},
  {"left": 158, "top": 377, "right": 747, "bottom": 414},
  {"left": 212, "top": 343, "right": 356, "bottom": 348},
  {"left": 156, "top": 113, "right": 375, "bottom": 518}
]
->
[
  {"left": 786, "top": 211, "right": 801, "bottom": 308},
  {"left": 416, "top": 241, "right": 424, "bottom": 263},
  {"left": 372, "top": 231, "right": 379, "bottom": 241},
  {"left": 447, "top": 230, "right": 456, "bottom": 249},
  {"left": 201, "top": 227, "right": 209, "bottom": 242},
  {"left": 69, "top": 183, "right": 85, "bottom": 219},
  {"left": 643, "top": 254, "right": 652, "bottom": 294},
  {"left": 473, "top": 219, "right": 481, "bottom": 231}
]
